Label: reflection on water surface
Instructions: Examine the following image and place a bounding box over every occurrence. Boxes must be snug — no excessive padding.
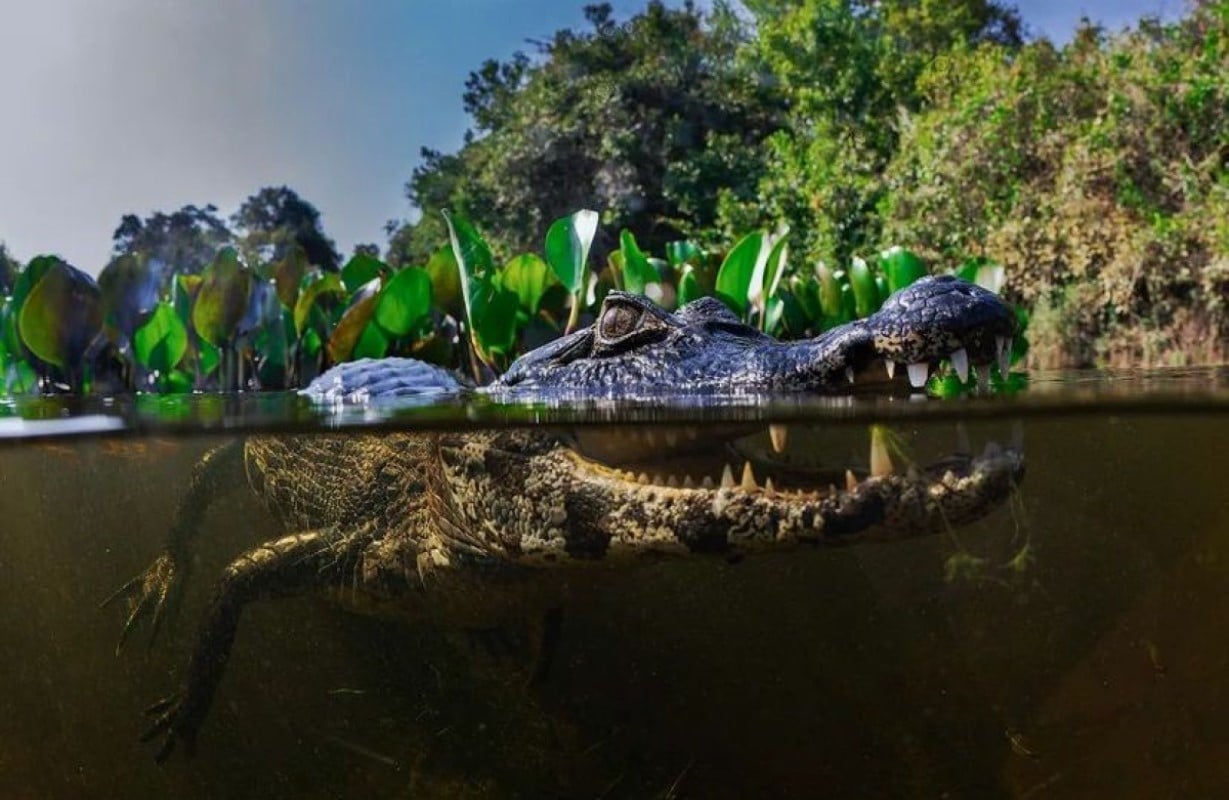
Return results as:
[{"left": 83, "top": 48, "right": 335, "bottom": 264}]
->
[{"left": 0, "top": 368, "right": 1226, "bottom": 798}]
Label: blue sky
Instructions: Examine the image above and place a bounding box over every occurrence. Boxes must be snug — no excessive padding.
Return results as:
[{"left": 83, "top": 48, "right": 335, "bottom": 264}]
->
[{"left": 0, "top": 0, "right": 1185, "bottom": 273}]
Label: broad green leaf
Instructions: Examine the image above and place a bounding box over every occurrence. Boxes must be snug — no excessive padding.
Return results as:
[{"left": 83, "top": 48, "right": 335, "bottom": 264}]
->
[
  {"left": 500, "top": 254, "right": 553, "bottom": 315},
  {"left": 192, "top": 248, "right": 252, "bottom": 347},
  {"left": 619, "top": 230, "right": 658, "bottom": 295},
  {"left": 543, "top": 209, "right": 598, "bottom": 293},
  {"left": 816, "top": 262, "right": 842, "bottom": 320},
  {"left": 470, "top": 286, "right": 520, "bottom": 355},
  {"left": 374, "top": 266, "right": 432, "bottom": 337},
  {"left": 715, "top": 231, "right": 766, "bottom": 316},
  {"left": 133, "top": 302, "right": 188, "bottom": 373},
  {"left": 273, "top": 246, "right": 308, "bottom": 309},
  {"left": 666, "top": 240, "right": 702, "bottom": 268},
  {"left": 677, "top": 266, "right": 704, "bottom": 305},
  {"left": 327, "top": 278, "right": 381, "bottom": 363},
  {"left": 341, "top": 253, "right": 386, "bottom": 294},
  {"left": 98, "top": 252, "right": 160, "bottom": 340},
  {"left": 878, "top": 246, "right": 927, "bottom": 294},
  {"left": 847, "top": 256, "right": 877, "bottom": 318},
  {"left": 293, "top": 272, "right": 345, "bottom": 335},
  {"left": 425, "top": 244, "right": 463, "bottom": 319},
  {"left": 352, "top": 322, "right": 389, "bottom": 360},
  {"left": 17, "top": 259, "right": 103, "bottom": 370},
  {"left": 442, "top": 210, "right": 496, "bottom": 320},
  {"left": 197, "top": 338, "right": 220, "bottom": 377},
  {"left": 761, "top": 228, "right": 790, "bottom": 303}
]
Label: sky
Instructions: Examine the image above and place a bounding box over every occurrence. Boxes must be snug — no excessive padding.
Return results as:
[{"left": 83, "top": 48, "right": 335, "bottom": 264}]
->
[{"left": 0, "top": 0, "right": 1186, "bottom": 274}]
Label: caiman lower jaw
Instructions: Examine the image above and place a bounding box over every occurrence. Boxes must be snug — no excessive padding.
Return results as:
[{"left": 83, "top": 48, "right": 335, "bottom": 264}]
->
[{"left": 562, "top": 431, "right": 1025, "bottom": 545}]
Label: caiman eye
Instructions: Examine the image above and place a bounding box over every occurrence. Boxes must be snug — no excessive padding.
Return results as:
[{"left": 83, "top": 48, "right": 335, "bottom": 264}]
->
[{"left": 600, "top": 302, "right": 642, "bottom": 339}]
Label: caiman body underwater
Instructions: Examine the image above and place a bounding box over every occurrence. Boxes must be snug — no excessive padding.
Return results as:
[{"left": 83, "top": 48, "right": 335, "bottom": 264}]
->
[{"left": 106, "top": 275, "right": 1025, "bottom": 760}]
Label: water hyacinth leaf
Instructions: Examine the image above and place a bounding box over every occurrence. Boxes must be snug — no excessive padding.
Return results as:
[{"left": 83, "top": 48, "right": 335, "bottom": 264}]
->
[
  {"left": 327, "top": 277, "right": 381, "bottom": 363},
  {"left": 373, "top": 266, "right": 432, "bottom": 337},
  {"left": 715, "top": 230, "right": 766, "bottom": 316},
  {"left": 501, "top": 254, "right": 552, "bottom": 316},
  {"left": 761, "top": 228, "right": 790, "bottom": 304},
  {"left": 98, "top": 252, "right": 161, "bottom": 340},
  {"left": 273, "top": 246, "right": 308, "bottom": 309},
  {"left": 879, "top": 246, "right": 927, "bottom": 294},
  {"left": 293, "top": 272, "right": 345, "bottom": 335},
  {"left": 425, "top": 244, "right": 463, "bottom": 319},
  {"left": 133, "top": 302, "right": 188, "bottom": 373},
  {"left": 677, "top": 266, "right": 704, "bottom": 306},
  {"left": 193, "top": 248, "right": 252, "bottom": 347},
  {"left": 341, "top": 253, "right": 386, "bottom": 294},
  {"left": 352, "top": 321, "right": 389, "bottom": 360},
  {"left": 666, "top": 240, "right": 702, "bottom": 268},
  {"left": 619, "top": 230, "right": 658, "bottom": 295},
  {"left": 442, "top": 210, "right": 496, "bottom": 319},
  {"left": 543, "top": 209, "right": 598, "bottom": 294},
  {"left": 955, "top": 256, "right": 1005, "bottom": 294},
  {"left": 847, "top": 256, "right": 877, "bottom": 318},
  {"left": 470, "top": 285, "right": 520, "bottom": 356},
  {"left": 18, "top": 259, "right": 103, "bottom": 370}
]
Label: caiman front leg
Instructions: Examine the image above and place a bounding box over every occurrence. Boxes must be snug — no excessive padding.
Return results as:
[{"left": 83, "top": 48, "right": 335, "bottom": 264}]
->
[
  {"left": 103, "top": 438, "right": 247, "bottom": 650},
  {"left": 142, "top": 522, "right": 378, "bottom": 762}
]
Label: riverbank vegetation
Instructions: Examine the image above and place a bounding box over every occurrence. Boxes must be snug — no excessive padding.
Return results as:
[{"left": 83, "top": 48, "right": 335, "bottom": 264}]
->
[{"left": 0, "top": 0, "right": 1223, "bottom": 394}]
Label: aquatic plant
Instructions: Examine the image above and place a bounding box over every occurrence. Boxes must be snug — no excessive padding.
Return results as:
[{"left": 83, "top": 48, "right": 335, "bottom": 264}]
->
[{"left": 0, "top": 210, "right": 1025, "bottom": 395}]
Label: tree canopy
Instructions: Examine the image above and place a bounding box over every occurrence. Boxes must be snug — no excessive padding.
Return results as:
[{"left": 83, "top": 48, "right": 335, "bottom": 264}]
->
[
  {"left": 232, "top": 186, "right": 341, "bottom": 272},
  {"left": 111, "top": 204, "right": 233, "bottom": 275}
]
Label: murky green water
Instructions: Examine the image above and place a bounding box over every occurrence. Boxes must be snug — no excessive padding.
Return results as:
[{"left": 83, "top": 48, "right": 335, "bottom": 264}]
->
[{"left": 0, "top": 368, "right": 1226, "bottom": 798}]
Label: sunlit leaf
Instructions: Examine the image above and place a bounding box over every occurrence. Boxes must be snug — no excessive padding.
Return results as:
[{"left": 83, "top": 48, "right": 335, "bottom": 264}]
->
[
  {"left": 501, "top": 254, "right": 553, "bottom": 315},
  {"left": 341, "top": 253, "right": 387, "bottom": 294},
  {"left": 133, "top": 302, "right": 188, "bottom": 373},
  {"left": 470, "top": 286, "right": 520, "bottom": 356},
  {"left": 677, "top": 266, "right": 704, "bottom": 305},
  {"left": 847, "top": 256, "right": 877, "bottom": 318},
  {"left": 17, "top": 258, "right": 103, "bottom": 370},
  {"left": 327, "top": 277, "right": 381, "bottom": 363},
  {"left": 374, "top": 266, "right": 432, "bottom": 337},
  {"left": 715, "top": 231, "right": 766, "bottom": 316},
  {"left": 619, "top": 230, "right": 658, "bottom": 295},
  {"left": 192, "top": 248, "right": 252, "bottom": 347},
  {"left": 878, "top": 246, "right": 927, "bottom": 294},
  {"left": 352, "top": 322, "right": 389, "bottom": 360},
  {"left": 425, "top": 244, "right": 463, "bottom": 319},
  {"left": 273, "top": 245, "right": 308, "bottom": 309},
  {"left": 761, "top": 227, "right": 790, "bottom": 303},
  {"left": 543, "top": 209, "right": 598, "bottom": 293},
  {"left": 293, "top": 272, "right": 345, "bottom": 335},
  {"left": 666, "top": 240, "right": 702, "bottom": 268}
]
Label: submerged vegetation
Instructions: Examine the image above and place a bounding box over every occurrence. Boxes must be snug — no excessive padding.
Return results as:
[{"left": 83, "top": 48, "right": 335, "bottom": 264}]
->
[{"left": 0, "top": 0, "right": 1223, "bottom": 394}]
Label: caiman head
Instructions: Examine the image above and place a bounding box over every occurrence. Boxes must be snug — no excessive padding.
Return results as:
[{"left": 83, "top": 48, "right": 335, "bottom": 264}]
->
[
  {"left": 496, "top": 275, "right": 1019, "bottom": 394},
  {"left": 436, "top": 424, "right": 1025, "bottom": 564}
]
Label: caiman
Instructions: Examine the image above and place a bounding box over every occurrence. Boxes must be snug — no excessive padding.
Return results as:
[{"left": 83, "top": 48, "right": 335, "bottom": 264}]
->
[{"left": 106, "top": 275, "right": 1025, "bottom": 761}]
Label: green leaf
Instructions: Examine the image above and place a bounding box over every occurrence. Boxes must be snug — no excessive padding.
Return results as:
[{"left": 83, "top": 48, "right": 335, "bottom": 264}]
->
[
  {"left": 352, "top": 322, "right": 389, "bottom": 360},
  {"left": 98, "top": 252, "right": 160, "bottom": 340},
  {"left": 192, "top": 248, "right": 252, "bottom": 347},
  {"left": 425, "top": 244, "right": 463, "bottom": 319},
  {"left": 373, "top": 266, "right": 433, "bottom": 337},
  {"left": 133, "top": 302, "right": 188, "bottom": 373},
  {"left": 442, "top": 210, "right": 496, "bottom": 317},
  {"left": 878, "top": 246, "right": 927, "bottom": 294},
  {"left": 761, "top": 228, "right": 790, "bottom": 303},
  {"left": 293, "top": 272, "right": 345, "bottom": 335},
  {"left": 501, "top": 254, "right": 553, "bottom": 315},
  {"left": 619, "top": 230, "right": 658, "bottom": 295},
  {"left": 715, "top": 231, "right": 766, "bottom": 316},
  {"left": 677, "top": 266, "right": 704, "bottom": 305},
  {"left": 272, "top": 246, "right": 308, "bottom": 309},
  {"left": 327, "top": 278, "right": 381, "bottom": 363},
  {"left": 847, "top": 256, "right": 877, "bottom": 318},
  {"left": 665, "top": 240, "right": 702, "bottom": 268},
  {"left": 470, "top": 286, "right": 520, "bottom": 356},
  {"left": 17, "top": 258, "right": 103, "bottom": 370},
  {"left": 955, "top": 256, "right": 1005, "bottom": 293},
  {"left": 543, "top": 209, "right": 598, "bottom": 293},
  {"left": 341, "top": 253, "right": 387, "bottom": 294}
]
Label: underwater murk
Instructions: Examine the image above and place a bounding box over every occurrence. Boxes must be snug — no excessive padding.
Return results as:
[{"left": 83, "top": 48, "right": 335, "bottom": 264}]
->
[{"left": 0, "top": 368, "right": 1227, "bottom": 799}]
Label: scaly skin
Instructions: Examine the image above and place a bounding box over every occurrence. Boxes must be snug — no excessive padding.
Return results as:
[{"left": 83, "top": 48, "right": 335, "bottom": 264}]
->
[{"left": 106, "top": 276, "right": 1025, "bottom": 761}]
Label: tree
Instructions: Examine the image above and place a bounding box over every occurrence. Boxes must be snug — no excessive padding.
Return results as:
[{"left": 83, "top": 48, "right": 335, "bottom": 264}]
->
[
  {"left": 0, "top": 243, "right": 19, "bottom": 294},
  {"left": 111, "top": 204, "right": 233, "bottom": 275},
  {"left": 232, "top": 186, "right": 341, "bottom": 271},
  {"left": 387, "top": 1, "right": 785, "bottom": 264}
]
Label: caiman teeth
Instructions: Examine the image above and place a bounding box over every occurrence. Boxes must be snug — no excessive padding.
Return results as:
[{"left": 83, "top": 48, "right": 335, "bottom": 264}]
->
[
  {"left": 701, "top": 475, "right": 715, "bottom": 489},
  {"left": 764, "top": 477, "right": 776, "bottom": 497},
  {"left": 721, "top": 464, "right": 736, "bottom": 489},
  {"left": 740, "top": 461, "right": 758, "bottom": 491},
  {"left": 950, "top": 347, "right": 970, "bottom": 383},
  {"left": 845, "top": 366, "right": 855, "bottom": 384},
  {"left": 683, "top": 475, "right": 696, "bottom": 489},
  {"left": 976, "top": 364, "right": 992, "bottom": 390},
  {"left": 870, "top": 428, "right": 894, "bottom": 477},
  {"left": 907, "top": 362, "right": 929, "bottom": 389},
  {"left": 885, "top": 360, "right": 897, "bottom": 380},
  {"left": 995, "top": 336, "right": 1013, "bottom": 378},
  {"left": 845, "top": 469, "right": 858, "bottom": 491},
  {"left": 769, "top": 424, "right": 788, "bottom": 453},
  {"left": 666, "top": 474, "right": 679, "bottom": 488}
]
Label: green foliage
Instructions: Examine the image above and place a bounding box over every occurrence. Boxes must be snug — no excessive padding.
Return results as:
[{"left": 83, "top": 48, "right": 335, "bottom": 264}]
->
[
  {"left": 133, "top": 302, "right": 188, "bottom": 376},
  {"left": 17, "top": 258, "right": 103, "bottom": 381}
]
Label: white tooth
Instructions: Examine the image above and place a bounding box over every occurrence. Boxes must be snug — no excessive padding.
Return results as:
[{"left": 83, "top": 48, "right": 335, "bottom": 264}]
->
[
  {"left": 664, "top": 430, "right": 678, "bottom": 447},
  {"left": 828, "top": 483, "right": 838, "bottom": 498},
  {"left": 701, "top": 475, "right": 715, "bottom": 489},
  {"left": 950, "top": 348, "right": 969, "bottom": 383},
  {"left": 653, "top": 472, "right": 666, "bottom": 485},
  {"left": 956, "top": 422, "right": 971, "bottom": 454},
  {"left": 976, "top": 364, "right": 992, "bottom": 389},
  {"left": 740, "top": 462, "right": 758, "bottom": 491},
  {"left": 942, "top": 470, "right": 957, "bottom": 485},
  {"left": 666, "top": 474, "right": 679, "bottom": 488},
  {"left": 870, "top": 428, "right": 893, "bottom": 477},
  {"left": 637, "top": 472, "right": 649, "bottom": 484},
  {"left": 764, "top": 477, "right": 776, "bottom": 497},
  {"left": 845, "top": 469, "right": 858, "bottom": 491},
  {"left": 769, "top": 424, "right": 788, "bottom": 453},
  {"left": 996, "top": 336, "right": 1013, "bottom": 378},
  {"left": 885, "top": 360, "right": 897, "bottom": 379},
  {"left": 907, "top": 362, "right": 929, "bottom": 389},
  {"left": 720, "top": 464, "right": 736, "bottom": 489},
  {"left": 683, "top": 475, "right": 695, "bottom": 489},
  {"left": 845, "top": 366, "right": 855, "bottom": 384}
]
